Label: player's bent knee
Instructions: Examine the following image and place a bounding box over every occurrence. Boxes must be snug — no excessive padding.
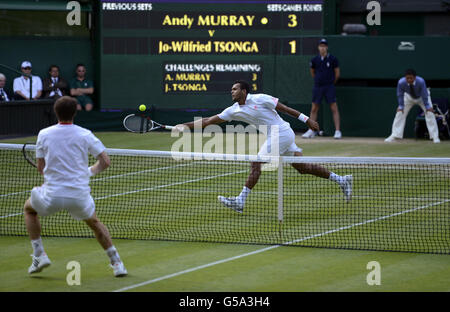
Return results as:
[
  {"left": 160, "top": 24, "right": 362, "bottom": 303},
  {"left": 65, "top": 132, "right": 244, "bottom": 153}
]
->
[
  {"left": 84, "top": 215, "right": 100, "bottom": 228},
  {"left": 24, "top": 199, "right": 36, "bottom": 214}
]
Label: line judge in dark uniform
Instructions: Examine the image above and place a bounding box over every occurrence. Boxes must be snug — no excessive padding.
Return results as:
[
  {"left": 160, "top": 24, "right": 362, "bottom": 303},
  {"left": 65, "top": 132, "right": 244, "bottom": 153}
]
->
[{"left": 302, "top": 38, "right": 342, "bottom": 139}]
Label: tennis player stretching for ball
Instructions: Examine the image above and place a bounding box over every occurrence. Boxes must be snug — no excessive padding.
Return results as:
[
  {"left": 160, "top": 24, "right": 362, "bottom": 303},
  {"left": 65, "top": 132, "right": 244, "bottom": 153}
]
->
[
  {"left": 24, "top": 96, "right": 127, "bottom": 277},
  {"left": 175, "top": 80, "right": 353, "bottom": 213}
]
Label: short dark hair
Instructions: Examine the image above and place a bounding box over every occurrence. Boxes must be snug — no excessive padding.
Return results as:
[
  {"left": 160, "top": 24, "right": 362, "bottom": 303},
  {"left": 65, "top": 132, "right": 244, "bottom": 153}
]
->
[
  {"left": 234, "top": 80, "right": 250, "bottom": 94},
  {"left": 405, "top": 68, "right": 416, "bottom": 76},
  {"left": 54, "top": 96, "right": 77, "bottom": 121},
  {"left": 48, "top": 65, "right": 59, "bottom": 72},
  {"left": 76, "top": 63, "right": 86, "bottom": 70}
]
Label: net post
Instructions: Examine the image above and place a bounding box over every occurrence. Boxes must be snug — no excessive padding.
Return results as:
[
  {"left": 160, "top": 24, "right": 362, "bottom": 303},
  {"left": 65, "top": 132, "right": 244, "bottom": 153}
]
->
[{"left": 277, "top": 156, "right": 283, "bottom": 243}]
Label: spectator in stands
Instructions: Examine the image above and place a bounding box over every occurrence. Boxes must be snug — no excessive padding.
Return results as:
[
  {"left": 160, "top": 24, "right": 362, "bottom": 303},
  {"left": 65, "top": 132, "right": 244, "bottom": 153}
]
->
[
  {"left": 13, "top": 61, "right": 42, "bottom": 100},
  {"left": 70, "top": 64, "right": 94, "bottom": 111},
  {"left": 0, "top": 73, "right": 11, "bottom": 102},
  {"left": 385, "top": 69, "right": 440, "bottom": 144},
  {"left": 42, "top": 65, "right": 68, "bottom": 99}
]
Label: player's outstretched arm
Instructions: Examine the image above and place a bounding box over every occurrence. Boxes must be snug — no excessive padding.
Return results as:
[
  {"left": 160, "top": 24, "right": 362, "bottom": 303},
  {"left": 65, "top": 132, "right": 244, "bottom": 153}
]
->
[
  {"left": 176, "top": 115, "right": 226, "bottom": 130},
  {"left": 89, "top": 151, "right": 110, "bottom": 177},
  {"left": 275, "top": 102, "right": 320, "bottom": 131}
]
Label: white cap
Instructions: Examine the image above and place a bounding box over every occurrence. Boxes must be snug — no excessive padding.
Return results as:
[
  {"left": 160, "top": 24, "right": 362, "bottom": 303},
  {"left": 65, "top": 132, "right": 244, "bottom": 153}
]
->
[{"left": 21, "top": 61, "right": 32, "bottom": 68}]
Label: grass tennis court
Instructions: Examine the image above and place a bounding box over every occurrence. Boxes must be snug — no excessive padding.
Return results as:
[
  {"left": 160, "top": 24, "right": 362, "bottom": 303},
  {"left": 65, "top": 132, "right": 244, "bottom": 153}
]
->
[{"left": 0, "top": 132, "right": 449, "bottom": 292}]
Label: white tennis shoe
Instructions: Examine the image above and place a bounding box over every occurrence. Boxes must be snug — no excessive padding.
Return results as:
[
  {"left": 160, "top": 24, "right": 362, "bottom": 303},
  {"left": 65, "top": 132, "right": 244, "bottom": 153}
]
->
[
  {"left": 334, "top": 130, "right": 342, "bottom": 139},
  {"left": 384, "top": 135, "right": 397, "bottom": 142},
  {"left": 28, "top": 253, "right": 51, "bottom": 274},
  {"left": 218, "top": 196, "right": 244, "bottom": 213},
  {"left": 111, "top": 261, "right": 128, "bottom": 277},
  {"left": 302, "top": 129, "right": 317, "bottom": 138},
  {"left": 340, "top": 175, "right": 353, "bottom": 202}
]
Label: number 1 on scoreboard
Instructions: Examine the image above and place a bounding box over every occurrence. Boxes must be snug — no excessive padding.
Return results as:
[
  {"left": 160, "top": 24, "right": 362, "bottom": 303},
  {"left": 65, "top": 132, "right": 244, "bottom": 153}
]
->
[{"left": 288, "top": 40, "right": 296, "bottom": 54}]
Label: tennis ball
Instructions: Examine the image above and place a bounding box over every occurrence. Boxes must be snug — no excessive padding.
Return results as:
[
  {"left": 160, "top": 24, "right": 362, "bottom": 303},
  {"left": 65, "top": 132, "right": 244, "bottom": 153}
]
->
[{"left": 139, "top": 104, "right": 146, "bottom": 111}]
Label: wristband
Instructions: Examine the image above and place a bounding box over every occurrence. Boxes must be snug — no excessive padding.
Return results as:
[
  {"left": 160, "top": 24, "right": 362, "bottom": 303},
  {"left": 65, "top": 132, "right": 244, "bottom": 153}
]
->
[
  {"left": 298, "top": 113, "right": 309, "bottom": 123},
  {"left": 88, "top": 166, "right": 94, "bottom": 177}
]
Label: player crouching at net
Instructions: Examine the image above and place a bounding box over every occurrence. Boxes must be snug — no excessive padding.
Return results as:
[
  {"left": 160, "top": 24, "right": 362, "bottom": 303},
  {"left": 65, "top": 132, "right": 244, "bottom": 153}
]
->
[
  {"left": 175, "top": 80, "right": 353, "bottom": 213},
  {"left": 24, "top": 96, "right": 127, "bottom": 277}
]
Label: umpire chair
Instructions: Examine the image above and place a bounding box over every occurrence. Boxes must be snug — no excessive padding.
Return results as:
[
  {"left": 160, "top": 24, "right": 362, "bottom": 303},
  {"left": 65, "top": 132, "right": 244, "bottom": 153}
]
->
[{"left": 415, "top": 97, "right": 450, "bottom": 140}]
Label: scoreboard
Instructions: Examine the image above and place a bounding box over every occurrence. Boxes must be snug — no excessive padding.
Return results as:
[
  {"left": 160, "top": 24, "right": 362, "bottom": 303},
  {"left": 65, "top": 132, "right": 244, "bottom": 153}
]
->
[{"left": 100, "top": 0, "right": 324, "bottom": 110}]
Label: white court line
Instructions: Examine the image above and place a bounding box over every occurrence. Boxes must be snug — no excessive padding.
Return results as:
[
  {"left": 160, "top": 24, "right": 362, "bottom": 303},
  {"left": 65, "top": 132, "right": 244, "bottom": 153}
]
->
[
  {"left": 131, "top": 188, "right": 443, "bottom": 201},
  {"left": 113, "top": 198, "right": 450, "bottom": 292},
  {"left": 94, "top": 170, "right": 247, "bottom": 200},
  {"left": 0, "top": 162, "right": 194, "bottom": 198},
  {"left": 0, "top": 190, "right": 31, "bottom": 198},
  {"left": 0, "top": 212, "right": 23, "bottom": 219},
  {"left": 92, "top": 163, "right": 193, "bottom": 182},
  {"left": 0, "top": 169, "right": 246, "bottom": 218}
]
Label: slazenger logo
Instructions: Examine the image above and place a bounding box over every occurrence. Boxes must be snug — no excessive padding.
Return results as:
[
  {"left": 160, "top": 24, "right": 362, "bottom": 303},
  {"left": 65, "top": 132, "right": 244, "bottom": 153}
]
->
[{"left": 398, "top": 41, "right": 415, "bottom": 51}]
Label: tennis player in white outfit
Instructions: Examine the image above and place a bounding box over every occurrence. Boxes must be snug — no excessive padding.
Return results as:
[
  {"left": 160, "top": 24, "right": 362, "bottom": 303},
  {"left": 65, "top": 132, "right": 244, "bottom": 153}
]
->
[
  {"left": 24, "top": 96, "right": 127, "bottom": 277},
  {"left": 176, "top": 81, "right": 353, "bottom": 213}
]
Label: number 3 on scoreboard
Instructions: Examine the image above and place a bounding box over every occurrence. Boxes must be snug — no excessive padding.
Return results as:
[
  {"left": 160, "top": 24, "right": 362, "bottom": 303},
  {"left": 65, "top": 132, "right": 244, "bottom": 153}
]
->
[
  {"left": 288, "top": 14, "right": 298, "bottom": 27},
  {"left": 252, "top": 83, "right": 257, "bottom": 91}
]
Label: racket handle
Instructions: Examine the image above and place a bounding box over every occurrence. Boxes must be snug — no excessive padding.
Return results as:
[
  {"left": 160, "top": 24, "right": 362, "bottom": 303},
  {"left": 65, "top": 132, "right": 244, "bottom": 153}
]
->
[{"left": 164, "top": 125, "right": 174, "bottom": 130}]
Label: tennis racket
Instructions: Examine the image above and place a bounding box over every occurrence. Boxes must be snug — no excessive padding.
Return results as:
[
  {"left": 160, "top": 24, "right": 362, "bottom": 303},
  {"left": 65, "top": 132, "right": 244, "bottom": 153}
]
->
[
  {"left": 123, "top": 114, "right": 174, "bottom": 133},
  {"left": 22, "top": 143, "right": 37, "bottom": 168}
]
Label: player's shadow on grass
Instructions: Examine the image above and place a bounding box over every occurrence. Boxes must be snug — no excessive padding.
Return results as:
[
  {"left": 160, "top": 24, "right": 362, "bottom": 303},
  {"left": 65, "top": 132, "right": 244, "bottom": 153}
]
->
[{"left": 29, "top": 275, "right": 62, "bottom": 281}]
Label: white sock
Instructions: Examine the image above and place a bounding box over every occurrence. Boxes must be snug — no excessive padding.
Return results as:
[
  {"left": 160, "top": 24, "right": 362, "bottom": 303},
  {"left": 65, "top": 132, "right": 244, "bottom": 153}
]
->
[
  {"left": 329, "top": 172, "right": 343, "bottom": 184},
  {"left": 31, "top": 237, "right": 45, "bottom": 257},
  {"left": 106, "top": 246, "right": 121, "bottom": 264},
  {"left": 237, "top": 186, "right": 251, "bottom": 202}
]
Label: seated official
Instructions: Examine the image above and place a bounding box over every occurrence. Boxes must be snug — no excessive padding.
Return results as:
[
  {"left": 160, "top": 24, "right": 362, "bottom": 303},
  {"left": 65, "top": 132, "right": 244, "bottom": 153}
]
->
[
  {"left": 0, "top": 73, "right": 11, "bottom": 102},
  {"left": 13, "top": 61, "right": 42, "bottom": 100},
  {"left": 70, "top": 64, "right": 94, "bottom": 111},
  {"left": 42, "top": 65, "right": 69, "bottom": 99}
]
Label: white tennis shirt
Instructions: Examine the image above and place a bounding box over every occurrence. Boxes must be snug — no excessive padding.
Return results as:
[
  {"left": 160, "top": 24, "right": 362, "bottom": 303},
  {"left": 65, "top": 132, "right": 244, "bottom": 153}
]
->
[
  {"left": 218, "top": 93, "right": 291, "bottom": 134},
  {"left": 36, "top": 124, "right": 105, "bottom": 198}
]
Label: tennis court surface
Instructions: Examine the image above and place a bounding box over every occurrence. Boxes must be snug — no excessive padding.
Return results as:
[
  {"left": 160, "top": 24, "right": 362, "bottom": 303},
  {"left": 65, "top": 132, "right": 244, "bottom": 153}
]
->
[
  {"left": 0, "top": 137, "right": 449, "bottom": 292},
  {"left": 2, "top": 143, "right": 449, "bottom": 253}
]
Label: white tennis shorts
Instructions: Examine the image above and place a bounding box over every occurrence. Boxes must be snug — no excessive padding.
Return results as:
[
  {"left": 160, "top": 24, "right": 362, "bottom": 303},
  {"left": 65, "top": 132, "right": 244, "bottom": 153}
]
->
[
  {"left": 258, "top": 127, "right": 302, "bottom": 157},
  {"left": 30, "top": 186, "right": 95, "bottom": 221}
]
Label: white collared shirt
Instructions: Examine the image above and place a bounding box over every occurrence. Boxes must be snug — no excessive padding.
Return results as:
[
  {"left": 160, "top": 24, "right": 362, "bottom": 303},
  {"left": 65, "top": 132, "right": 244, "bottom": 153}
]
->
[
  {"left": 49, "top": 77, "right": 62, "bottom": 97},
  {"left": 13, "top": 75, "right": 42, "bottom": 98},
  {"left": 218, "top": 93, "right": 291, "bottom": 134}
]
